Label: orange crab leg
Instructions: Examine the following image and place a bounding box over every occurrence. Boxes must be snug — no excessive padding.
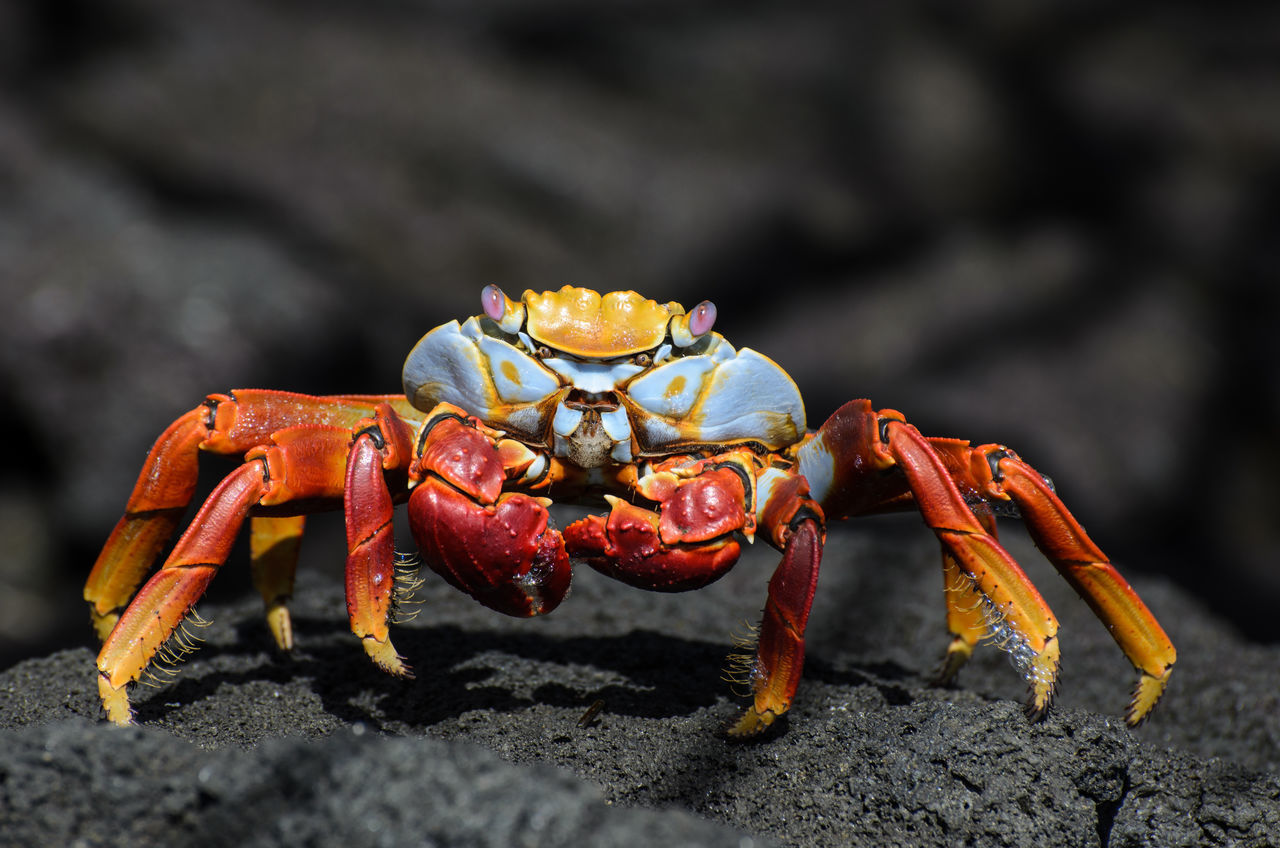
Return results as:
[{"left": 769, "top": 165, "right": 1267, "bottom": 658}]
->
[
  {"left": 97, "top": 462, "right": 268, "bottom": 724},
  {"left": 970, "top": 447, "right": 1176, "bottom": 724},
  {"left": 935, "top": 510, "right": 1001, "bottom": 686},
  {"left": 84, "top": 407, "right": 208, "bottom": 641},
  {"left": 566, "top": 449, "right": 824, "bottom": 737},
  {"left": 882, "top": 416, "right": 1062, "bottom": 718},
  {"left": 801, "top": 400, "right": 1063, "bottom": 718},
  {"left": 95, "top": 424, "right": 356, "bottom": 724},
  {"left": 84, "top": 390, "right": 409, "bottom": 640}
]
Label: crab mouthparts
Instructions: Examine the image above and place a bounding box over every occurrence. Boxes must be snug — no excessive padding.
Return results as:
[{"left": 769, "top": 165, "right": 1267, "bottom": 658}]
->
[{"left": 552, "top": 391, "right": 633, "bottom": 468}]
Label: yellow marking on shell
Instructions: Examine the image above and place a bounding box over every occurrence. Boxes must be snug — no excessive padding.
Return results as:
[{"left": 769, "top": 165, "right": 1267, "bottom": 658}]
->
[
  {"left": 500, "top": 359, "right": 522, "bottom": 387},
  {"left": 664, "top": 375, "right": 687, "bottom": 400},
  {"left": 523, "top": 286, "right": 679, "bottom": 357}
]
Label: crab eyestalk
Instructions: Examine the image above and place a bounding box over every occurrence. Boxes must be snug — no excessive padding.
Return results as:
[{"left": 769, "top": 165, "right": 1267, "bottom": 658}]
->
[
  {"left": 668, "top": 300, "right": 716, "bottom": 347},
  {"left": 481, "top": 284, "right": 525, "bottom": 334}
]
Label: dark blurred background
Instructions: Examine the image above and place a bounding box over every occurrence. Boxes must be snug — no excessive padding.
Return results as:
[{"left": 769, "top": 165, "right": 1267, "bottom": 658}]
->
[{"left": 1, "top": 1, "right": 1277, "bottom": 669}]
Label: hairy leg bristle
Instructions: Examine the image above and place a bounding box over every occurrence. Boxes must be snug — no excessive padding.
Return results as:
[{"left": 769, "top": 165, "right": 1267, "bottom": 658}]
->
[
  {"left": 140, "top": 606, "right": 210, "bottom": 688},
  {"left": 391, "top": 550, "right": 426, "bottom": 624},
  {"left": 722, "top": 620, "right": 761, "bottom": 697}
]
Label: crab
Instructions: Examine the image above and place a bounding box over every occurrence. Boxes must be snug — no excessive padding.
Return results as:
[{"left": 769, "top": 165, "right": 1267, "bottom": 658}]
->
[{"left": 85, "top": 285, "right": 1175, "bottom": 735}]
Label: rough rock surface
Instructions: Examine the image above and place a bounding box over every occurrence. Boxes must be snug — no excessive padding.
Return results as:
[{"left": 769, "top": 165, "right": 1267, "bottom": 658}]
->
[
  {"left": 3, "top": 524, "right": 1279, "bottom": 846},
  {"left": 2, "top": 0, "right": 1279, "bottom": 662}
]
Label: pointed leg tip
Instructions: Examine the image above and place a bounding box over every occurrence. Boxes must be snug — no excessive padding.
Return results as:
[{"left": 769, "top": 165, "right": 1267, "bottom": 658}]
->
[
  {"left": 1023, "top": 673, "right": 1057, "bottom": 723},
  {"left": 1023, "top": 695, "right": 1052, "bottom": 723},
  {"left": 933, "top": 640, "right": 974, "bottom": 687},
  {"left": 1023, "top": 674, "right": 1058, "bottom": 723},
  {"left": 727, "top": 707, "right": 777, "bottom": 739},
  {"left": 98, "top": 674, "right": 135, "bottom": 726},
  {"left": 264, "top": 604, "right": 295, "bottom": 652},
  {"left": 362, "top": 636, "right": 413, "bottom": 679},
  {"left": 1022, "top": 638, "right": 1060, "bottom": 723},
  {"left": 1125, "top": 668, "right": 1172, "bottom": 727}
]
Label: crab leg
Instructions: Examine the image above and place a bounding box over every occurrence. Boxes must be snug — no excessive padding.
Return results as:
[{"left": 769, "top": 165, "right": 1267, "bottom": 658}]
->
[
  {"left": 884, "top": 416, "right": 1063, "bottom": 717},
  {"left": 97, "top": 462, "right": 268, "bottom": 724},
  {"left": 96, "top": 424, "right": 355, "bottom": 724},
  {"left": 935, "top": 510, "right": 1001, "bottom": 686},
  {"left": 729, "top": 518, "right": 824, "bottom": 737},
  {"left": 963, "top": 446, "right": 1176, "bottom": 724},
  {"left": 249, "top": 515, "right": 306, "bottom": 651},
  {"left": 800, "top": 400, "right": 1062, "bottom": 718},
  {"left": 343, "top": 404, "right": 416, "bottom": 677},
  {"left": 84, "top": 390, "right": 409, "bottom": 641},
  {"left": 84, "top": 407, "right": 208, "bottom": 641},
  {"left": 564, "top": 450, "right": 824, "bottom": 736}
]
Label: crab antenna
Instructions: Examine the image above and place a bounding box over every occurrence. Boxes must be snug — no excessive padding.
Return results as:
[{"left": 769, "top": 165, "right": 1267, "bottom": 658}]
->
[
  {"left": 669, "top": 300, "right": 717, "bottom": 347},
  {"left": 480, "top": 284, "right": 525, "bottom": 334}
]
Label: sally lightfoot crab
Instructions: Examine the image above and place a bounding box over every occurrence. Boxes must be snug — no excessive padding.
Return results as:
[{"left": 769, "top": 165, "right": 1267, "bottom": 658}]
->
[{"left": 85, "top": 286, "right": 1175, "bottom": 735}]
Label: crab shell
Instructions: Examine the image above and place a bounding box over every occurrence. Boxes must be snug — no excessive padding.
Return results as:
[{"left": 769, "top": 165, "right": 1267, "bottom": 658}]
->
[{"left": 402, "top": 285, "right": 806, "bottom": 464}]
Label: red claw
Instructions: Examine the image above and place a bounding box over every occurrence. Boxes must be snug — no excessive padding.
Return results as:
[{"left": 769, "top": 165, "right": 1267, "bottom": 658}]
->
[
  {"left": 410, "top": 414, "right": 570, "bottom": 617},
  {"left": 417, "top": 417, "right": 505, "bottom": 502},
  {"left": 656, "top": 468, "right": 747, "bottom": 543},
  {"left": 564, "top": 464, "right": 750, "bottom": 592},
  {"left": 409, "top": 479, "right": 570, "bottom": 616},
  {"left": 565, "top": 500, "right": 740, "bottom": 592}
]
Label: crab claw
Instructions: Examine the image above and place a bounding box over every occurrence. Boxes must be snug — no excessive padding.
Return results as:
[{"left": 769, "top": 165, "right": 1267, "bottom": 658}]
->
[
  {"left": 408, "top": 415, "right": 571, "bottom": 616},
  {"left": 566, "top": 495, "right": 741, "bottom": 591},
  {"left": 565, "top": 463, "right": 750, "bottom": 592},
  {"left": 411, "top": 483, "right": 571, "bottom": 616}
]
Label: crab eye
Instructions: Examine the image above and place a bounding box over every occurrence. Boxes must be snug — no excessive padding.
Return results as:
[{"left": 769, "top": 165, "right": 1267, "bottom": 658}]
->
[
  {"left": 668, "top": 299, "right": 717, "bottom": 347},
  {"left": 688, "top": 300, "right": 716, "bottom": 337},
  {"left": 480, "top": 284, "right": 525, "bottom": 333},
  {"left": 536, "top": 345, "right": 552, "bottom": 359},
  {"left": 481, "top": 285, "right": 505, "bottom": 321},
  {"left": 633, "top": 352, "right": 652, "bottom": 367}
]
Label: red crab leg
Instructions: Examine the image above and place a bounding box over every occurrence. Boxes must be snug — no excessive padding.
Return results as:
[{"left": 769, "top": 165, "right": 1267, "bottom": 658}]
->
[
  {"left": 960, "top": 445, "right": 1176, "bottom": 725},
  {"left": 564, "top": 451, "right": 822, "bottom": 737},
  {"left": 884, "top": 416, "right": 1063, "bottom": 718},
  {"left": 729, "top": 518, "right": 824, "bottom": 737},
  {"left": 95, "top": 424, "right": 357, "bottom": 724},
  {"left": 84, "top": 407, "right": 208, "bottom": 641},
  {"left": 343, "top": 404, "right": 417, "bottom": 677},
  {"left": 84, "top": 390, "right": 409, "bottom": 641}
]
